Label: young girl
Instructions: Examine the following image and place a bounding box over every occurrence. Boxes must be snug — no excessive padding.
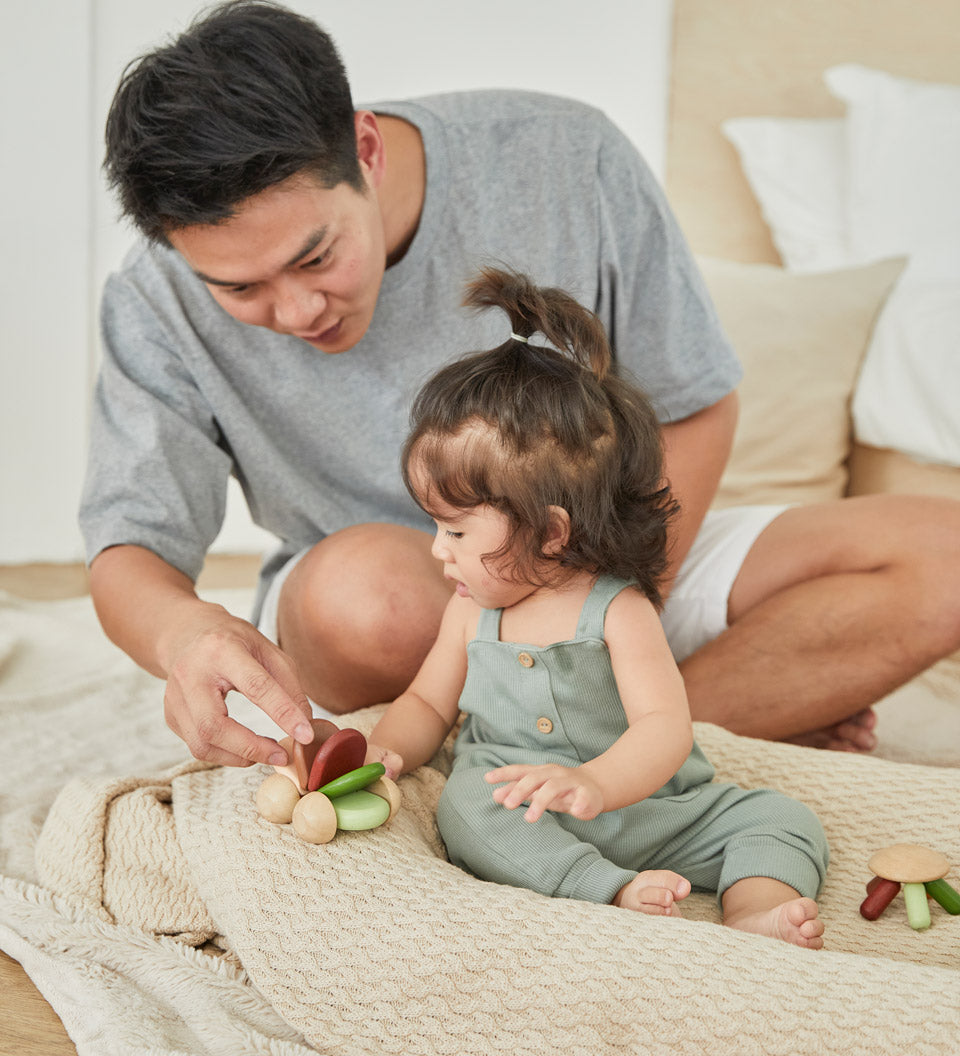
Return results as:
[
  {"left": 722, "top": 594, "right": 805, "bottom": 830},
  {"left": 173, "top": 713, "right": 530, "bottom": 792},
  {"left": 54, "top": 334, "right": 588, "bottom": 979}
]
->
[{"left": 368, "top": 267, "right": 828, "bottom": 948}]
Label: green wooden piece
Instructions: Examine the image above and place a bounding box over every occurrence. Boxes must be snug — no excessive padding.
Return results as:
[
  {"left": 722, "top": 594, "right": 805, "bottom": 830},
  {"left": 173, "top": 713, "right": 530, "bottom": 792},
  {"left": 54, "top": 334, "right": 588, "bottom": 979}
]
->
[
  {"left": 317, "top": 763, "right": 386, "bottom": 800},
  {"left": 925, "top": 878, "right": 960, "bottom": 915},
  {"left": 332, "top": 789, "right": 391, "bottom": 831},
  {"left": 903, "top": 882, "right": 931, "bottom": 930}
]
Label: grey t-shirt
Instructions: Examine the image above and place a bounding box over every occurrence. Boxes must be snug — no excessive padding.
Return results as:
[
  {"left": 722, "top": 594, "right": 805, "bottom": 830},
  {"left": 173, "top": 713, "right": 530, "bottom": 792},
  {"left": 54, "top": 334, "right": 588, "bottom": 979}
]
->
[{"left": 80, "top": 90, "right": 741, "bottom": 617}]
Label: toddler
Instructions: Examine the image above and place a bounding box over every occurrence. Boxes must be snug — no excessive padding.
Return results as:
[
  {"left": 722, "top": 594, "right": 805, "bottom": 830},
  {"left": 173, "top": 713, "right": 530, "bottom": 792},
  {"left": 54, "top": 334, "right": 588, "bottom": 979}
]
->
[{"left": 369, "top": 267, "right": 828, "bottom": 948}]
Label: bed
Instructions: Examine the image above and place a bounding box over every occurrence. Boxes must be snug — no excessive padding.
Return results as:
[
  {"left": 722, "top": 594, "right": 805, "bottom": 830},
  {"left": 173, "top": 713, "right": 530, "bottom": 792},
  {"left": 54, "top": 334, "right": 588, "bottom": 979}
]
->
[{"left": 3, "top": 2, "right": 960, "bottom": 1053}]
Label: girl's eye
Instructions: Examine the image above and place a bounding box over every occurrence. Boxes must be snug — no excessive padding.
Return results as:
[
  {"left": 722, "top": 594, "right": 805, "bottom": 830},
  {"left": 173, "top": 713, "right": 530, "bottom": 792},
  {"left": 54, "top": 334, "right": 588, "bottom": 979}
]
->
[{"left": 445, "top": 530, "right": 463, "bottom": 539}]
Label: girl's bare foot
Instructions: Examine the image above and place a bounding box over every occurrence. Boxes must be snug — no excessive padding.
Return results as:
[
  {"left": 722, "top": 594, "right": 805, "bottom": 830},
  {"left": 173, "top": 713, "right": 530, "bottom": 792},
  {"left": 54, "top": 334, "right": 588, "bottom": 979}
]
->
[
  {"left": 726, "top": 896, "right": 824, "bottom": 949},
  {"left": 613, "top": 871, "right": 691, "bottom": 916}
]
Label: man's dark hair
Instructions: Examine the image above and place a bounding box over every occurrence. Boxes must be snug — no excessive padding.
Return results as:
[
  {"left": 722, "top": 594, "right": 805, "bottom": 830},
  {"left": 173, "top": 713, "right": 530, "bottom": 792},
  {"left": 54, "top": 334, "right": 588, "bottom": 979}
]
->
[{"left": 104, "top": 0, "right": 363, "bottom": 242}]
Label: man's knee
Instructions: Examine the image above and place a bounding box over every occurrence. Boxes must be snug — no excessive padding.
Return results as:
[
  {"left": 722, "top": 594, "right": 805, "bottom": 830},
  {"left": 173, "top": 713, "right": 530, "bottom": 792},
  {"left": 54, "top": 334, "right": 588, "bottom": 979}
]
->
[{"left": 279, "top": 522, "right": 449, "bottom": 667}]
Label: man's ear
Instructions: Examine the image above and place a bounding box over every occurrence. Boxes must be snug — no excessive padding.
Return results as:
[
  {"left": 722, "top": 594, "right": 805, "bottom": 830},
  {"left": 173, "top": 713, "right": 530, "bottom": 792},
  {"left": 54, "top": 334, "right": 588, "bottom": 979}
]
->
[
  {"left": 542, "top": 505, "right": 571, "bottom": 556},
  {"left": 355, "top": 110, "right": 386, "bottom": 189}
]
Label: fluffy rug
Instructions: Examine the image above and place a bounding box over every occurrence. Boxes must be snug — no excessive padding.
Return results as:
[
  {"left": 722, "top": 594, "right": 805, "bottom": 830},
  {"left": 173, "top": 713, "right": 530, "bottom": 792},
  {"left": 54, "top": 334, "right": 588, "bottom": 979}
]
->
[{"left": 2, "top": 589, "right": 958, "bottom": 1055}]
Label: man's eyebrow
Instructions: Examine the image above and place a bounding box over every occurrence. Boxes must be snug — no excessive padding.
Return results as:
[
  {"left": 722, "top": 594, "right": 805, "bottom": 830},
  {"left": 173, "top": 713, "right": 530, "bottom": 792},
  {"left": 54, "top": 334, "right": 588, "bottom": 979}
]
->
[{"left": 192, "top": 228, "right": 328, "bottom": 287}]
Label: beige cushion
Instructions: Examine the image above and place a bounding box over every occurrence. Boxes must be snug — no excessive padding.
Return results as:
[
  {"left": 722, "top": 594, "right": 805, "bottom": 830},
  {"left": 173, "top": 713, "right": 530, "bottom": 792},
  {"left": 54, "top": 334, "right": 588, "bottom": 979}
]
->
[
  {"left": 847, "top": 441, "right": 960, "bottom": 501},
  {"left": 699, "top": 256, "right": 905, "bottom": 508}
]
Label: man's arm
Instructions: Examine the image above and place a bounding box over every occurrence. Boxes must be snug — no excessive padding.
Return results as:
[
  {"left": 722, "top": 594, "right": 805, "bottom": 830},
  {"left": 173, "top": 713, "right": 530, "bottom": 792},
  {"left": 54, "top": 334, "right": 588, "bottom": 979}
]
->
[
  {"left": 659, "top": 390, "right": 739, "bottom": 593},
  {"left": 89, "top": 544, "right": 314, "bottom": 766}
]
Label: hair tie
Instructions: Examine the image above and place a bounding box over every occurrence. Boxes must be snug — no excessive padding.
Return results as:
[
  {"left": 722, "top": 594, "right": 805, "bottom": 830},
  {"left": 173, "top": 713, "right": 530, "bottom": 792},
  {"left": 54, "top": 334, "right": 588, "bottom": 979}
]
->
[{"left": 510, "top": 332, "right": 529, "bottom": 343}]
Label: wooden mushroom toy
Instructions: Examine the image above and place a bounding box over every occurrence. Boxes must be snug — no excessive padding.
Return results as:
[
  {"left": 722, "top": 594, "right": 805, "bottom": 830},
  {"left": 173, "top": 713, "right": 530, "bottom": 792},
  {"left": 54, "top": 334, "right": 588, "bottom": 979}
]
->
[
  {"left": 256, "top": 720, "right": 400, "bottom": 844},
  {"left": 860, "top": 844, "right": 960, "bottom": 930}
]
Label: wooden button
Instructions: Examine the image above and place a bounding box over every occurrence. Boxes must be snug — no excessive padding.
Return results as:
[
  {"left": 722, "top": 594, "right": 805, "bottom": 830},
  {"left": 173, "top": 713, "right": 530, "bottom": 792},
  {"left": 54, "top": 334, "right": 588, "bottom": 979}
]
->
[
  {"left": 536, "top": 717, "right": 553, "bottom": 734},
  {"left": 518, "top": 652, "right": 535, "bottom": 667}
]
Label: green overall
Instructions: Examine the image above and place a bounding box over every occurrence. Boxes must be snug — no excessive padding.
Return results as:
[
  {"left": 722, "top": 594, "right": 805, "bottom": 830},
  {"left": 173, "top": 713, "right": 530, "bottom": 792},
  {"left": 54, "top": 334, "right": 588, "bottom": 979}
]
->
[{"left": 437, "top": 576, "right": 829, "bottom": 905}]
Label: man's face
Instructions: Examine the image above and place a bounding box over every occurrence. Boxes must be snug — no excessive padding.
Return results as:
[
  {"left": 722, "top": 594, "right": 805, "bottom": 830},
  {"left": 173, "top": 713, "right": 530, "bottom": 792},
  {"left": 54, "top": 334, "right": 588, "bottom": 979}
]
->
[{"left": 168, "top": 172, "right": 387, "bottom": 354}]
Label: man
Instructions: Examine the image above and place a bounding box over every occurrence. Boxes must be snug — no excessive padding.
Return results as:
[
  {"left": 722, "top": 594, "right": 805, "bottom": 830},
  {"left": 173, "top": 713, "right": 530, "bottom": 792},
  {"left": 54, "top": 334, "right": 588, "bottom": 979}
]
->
[{"left": 83, "top": 0, "right": 960, "bottom": 769}]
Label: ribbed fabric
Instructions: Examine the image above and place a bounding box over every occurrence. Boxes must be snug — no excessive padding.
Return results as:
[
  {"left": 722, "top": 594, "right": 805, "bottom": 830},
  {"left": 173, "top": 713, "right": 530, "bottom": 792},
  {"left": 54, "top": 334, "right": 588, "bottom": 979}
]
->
[{"left": 441, "top": 576, "right": 828, "bottom": 903}]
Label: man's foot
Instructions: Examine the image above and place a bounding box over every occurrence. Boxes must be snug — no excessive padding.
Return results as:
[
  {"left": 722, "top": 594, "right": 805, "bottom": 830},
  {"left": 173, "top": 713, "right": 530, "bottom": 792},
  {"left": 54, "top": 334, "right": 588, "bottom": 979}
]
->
[
  {"left": 613, "top": 871, "right": 691, "bottom": 916},
  {"left": 725, "top": 896, "right": 824, "bottom": 949},
  {"left": 785, "top": 707, "right": 877, "bottom": 752}
]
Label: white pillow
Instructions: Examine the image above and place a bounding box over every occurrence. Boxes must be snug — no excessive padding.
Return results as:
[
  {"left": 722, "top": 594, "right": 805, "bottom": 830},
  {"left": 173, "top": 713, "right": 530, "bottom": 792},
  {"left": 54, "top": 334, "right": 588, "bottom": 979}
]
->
[
  {"left": 852, "top": 275, "right": 960, "bottom": 466},
  {"left": 824, "top": 64, "right": 960, "bottom": 276},
  {"left": 722, "top": 116, "right": 846, "bottom": 272},
  {"left": 723, "top": 67, "right": 960, "bottom": 468},
  {"left": 826, "top": 65, "right": 960, "bottom": 466}
]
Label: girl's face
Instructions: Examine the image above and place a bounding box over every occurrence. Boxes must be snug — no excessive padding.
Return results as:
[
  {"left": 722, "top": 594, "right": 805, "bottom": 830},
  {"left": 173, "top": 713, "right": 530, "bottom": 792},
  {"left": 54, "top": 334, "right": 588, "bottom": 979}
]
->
[{"left": 428, "top": 501, "right": 538, "bottom": 611}]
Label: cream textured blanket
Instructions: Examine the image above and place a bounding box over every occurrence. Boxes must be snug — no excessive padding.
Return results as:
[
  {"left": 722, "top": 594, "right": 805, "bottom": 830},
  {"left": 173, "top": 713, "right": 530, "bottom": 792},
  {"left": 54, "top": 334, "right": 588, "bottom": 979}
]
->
[{"left": 3, "top": 590, "right": 960, "bottom": 1054}]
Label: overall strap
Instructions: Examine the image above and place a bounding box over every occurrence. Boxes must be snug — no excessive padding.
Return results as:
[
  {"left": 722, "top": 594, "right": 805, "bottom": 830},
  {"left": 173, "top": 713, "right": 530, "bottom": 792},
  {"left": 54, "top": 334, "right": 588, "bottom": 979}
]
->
[
  {"left": 472, "top": 604, "right": 503, "bottom": 642},
  {"left": 574, "top": 575, "right": 635, "bottom": 640}
]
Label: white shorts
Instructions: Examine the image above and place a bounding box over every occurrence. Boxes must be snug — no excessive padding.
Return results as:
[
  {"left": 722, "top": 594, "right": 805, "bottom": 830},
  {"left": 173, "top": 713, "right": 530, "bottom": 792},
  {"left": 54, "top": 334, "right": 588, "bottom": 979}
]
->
[
  {"left": 660, "top": 504, "right": 787, "bottom": 662},
  {"left": 257, "top": 504, "right": 788, "bottom": 662}
]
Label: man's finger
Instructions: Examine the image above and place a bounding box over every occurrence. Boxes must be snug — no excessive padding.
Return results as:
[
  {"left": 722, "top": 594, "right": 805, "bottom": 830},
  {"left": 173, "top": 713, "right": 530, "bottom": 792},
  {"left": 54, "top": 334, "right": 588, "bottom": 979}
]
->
[{"left": 227, "top": 649, "right": 315, "bottom": 744}]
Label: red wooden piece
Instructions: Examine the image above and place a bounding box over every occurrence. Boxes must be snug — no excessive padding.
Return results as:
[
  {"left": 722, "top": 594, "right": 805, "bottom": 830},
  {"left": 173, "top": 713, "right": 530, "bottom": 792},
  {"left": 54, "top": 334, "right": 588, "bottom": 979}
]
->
[
  {"left": 307, "top": 728, "right": 367, "bottom": 791},
  {"left": 291, "top": 719, "right": 340, "bottom": 790},
  {"left": 860, "top": 876, "right": 901, "bottom": 920}
]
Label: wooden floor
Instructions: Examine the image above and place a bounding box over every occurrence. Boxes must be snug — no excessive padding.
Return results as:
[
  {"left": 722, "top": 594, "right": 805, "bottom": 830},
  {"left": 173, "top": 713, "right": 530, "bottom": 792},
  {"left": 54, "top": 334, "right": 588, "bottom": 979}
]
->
[{"left": 0, "top": 555, "right": 260, "bottom": 1056}]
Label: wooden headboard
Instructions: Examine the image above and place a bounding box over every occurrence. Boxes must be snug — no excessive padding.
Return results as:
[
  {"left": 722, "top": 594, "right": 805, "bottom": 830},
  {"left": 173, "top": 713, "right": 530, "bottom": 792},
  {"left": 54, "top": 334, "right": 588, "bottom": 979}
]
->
[{"left": 666, "top": 0, "right": 960, "bottom": 263}]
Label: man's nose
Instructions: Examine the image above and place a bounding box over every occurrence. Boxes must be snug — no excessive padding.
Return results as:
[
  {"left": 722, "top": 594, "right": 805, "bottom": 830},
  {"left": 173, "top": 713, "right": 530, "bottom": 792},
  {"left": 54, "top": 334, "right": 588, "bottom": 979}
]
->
[{"left": 272, "top": 278, "right": 326, "bottom": 332}]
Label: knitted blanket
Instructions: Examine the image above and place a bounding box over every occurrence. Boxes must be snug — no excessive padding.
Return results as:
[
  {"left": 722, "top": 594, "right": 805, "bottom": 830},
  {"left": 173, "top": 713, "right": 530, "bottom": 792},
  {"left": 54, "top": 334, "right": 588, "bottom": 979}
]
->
[{"left": 3, "top": 590, "right": 960, "bottom": 1054}]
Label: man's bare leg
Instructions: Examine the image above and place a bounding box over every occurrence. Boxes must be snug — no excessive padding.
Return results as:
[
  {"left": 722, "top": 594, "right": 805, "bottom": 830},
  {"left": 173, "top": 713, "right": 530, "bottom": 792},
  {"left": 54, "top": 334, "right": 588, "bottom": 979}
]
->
[
  {"left": 277, "top": 523, "right": 450, "bottom": 713},
  {"left": 680, "top": 496, "right": 960, "bottom": 749}
]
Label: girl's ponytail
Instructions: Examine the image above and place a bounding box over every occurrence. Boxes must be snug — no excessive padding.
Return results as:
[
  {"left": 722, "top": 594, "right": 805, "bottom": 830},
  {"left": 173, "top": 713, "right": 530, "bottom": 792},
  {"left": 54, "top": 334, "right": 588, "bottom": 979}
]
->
[{"left": 463, "top": 266, "right": 612, "bottom": 381}]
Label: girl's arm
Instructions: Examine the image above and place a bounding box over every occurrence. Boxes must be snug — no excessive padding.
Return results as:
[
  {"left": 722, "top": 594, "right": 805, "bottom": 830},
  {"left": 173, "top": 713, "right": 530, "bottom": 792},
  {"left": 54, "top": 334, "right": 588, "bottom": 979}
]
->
[
  {"left": 367, "top": 594, "right": 474, "bottom": 776},
  {"left": 488, "top": 588, "right": 692, "bottom": 820}
]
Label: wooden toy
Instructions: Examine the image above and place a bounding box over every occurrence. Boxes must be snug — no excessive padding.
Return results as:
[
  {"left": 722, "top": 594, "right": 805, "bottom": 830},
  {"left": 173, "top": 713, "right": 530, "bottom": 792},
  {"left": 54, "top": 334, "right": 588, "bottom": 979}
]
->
[
  {"left": 307, "top": 728, "right": 366, "bottom": 790},
  {"left": 860, "top": 844, "right": 960, "bottom": 930},
  {"left": 256, "top": 719, "right": 400, "bottom": 844}
]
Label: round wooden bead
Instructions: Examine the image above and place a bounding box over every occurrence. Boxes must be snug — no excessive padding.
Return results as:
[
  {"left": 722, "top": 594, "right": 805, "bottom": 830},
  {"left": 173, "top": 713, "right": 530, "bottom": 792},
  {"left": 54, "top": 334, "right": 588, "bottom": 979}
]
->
[
  {"left": 366, "top": 776, "right": 402, "bottom": 822},
  {"left": 256, "top": 773, "right": 302, "bottom": 824},
  {"left": 292, "top": 791, "right": 338, "bottom": 844}
]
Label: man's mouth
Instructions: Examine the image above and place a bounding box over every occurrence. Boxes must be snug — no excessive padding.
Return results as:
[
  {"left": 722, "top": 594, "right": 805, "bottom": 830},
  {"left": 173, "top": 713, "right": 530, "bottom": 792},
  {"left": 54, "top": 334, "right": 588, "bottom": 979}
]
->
[{"left": 298, "top": 319, "right": 341, "bottom": 344}]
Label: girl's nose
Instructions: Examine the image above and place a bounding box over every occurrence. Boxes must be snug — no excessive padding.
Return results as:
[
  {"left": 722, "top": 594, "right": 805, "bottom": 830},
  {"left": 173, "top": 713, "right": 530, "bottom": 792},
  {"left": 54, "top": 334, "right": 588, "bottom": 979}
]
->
[{"left": 431, "top": 532, "right": 451, "bottom": 561}]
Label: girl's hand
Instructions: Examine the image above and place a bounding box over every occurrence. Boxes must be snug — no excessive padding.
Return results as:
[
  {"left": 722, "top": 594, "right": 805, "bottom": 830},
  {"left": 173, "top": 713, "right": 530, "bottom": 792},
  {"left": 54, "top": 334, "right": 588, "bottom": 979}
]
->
[
  {"left": 365, "top": 743, "right": 403, "bottom": 781},
  {"left": 485, "top": 763, "right": 604, "bottom": 822}
]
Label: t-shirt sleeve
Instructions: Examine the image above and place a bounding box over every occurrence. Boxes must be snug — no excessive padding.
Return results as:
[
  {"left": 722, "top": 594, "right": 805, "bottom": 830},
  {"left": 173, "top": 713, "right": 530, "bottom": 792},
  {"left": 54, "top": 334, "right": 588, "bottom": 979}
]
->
[
  {"left": 592, "top": 118, "right": 742, "bottom": 423},
  {"left": 79, "top": 266, "right": 233, "bottom": 579}
]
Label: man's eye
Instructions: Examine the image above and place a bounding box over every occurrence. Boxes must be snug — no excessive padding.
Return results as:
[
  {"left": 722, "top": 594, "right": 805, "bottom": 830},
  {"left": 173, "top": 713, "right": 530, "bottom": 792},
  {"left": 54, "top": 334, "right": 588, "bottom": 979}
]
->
[{"left": 302, "top": 253, "right": 325, "bottom": 269}]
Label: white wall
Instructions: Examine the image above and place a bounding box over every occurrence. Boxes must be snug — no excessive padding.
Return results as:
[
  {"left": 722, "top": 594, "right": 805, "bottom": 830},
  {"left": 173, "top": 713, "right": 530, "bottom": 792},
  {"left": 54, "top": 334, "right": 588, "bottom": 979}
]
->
[{"left": 1, "top": 0, "right": 673, "bottom": 564}]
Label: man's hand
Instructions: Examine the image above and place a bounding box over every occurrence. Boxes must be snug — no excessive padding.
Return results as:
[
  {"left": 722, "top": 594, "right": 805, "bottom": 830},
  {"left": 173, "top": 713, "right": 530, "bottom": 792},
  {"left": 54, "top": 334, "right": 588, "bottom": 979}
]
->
[
  {"left": 485, "top": 763, "right": 605, "bottom": 822},
  {"left": 160, "top": 606, "right": 315, "bottom": 767},
  {"left": 89, "top": 545, "right": 315, "bottom": 768}
]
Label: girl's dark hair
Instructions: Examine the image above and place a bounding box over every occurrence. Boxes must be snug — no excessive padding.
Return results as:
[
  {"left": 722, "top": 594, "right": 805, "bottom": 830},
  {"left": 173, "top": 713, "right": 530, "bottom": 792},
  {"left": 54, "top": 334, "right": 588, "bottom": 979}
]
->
[
  {"left": 104, "top": 1, "right": 363, "bottom": 242},
  {"left": 402, "top": 267, "right": 678, "bottom": 608}
]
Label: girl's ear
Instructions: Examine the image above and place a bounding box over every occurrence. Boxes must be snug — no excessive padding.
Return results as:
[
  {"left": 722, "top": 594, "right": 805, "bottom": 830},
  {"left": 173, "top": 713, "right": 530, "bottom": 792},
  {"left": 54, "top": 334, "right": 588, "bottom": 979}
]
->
[{"left": 542, "top": 505, "right": 571, "bottom": 556}]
